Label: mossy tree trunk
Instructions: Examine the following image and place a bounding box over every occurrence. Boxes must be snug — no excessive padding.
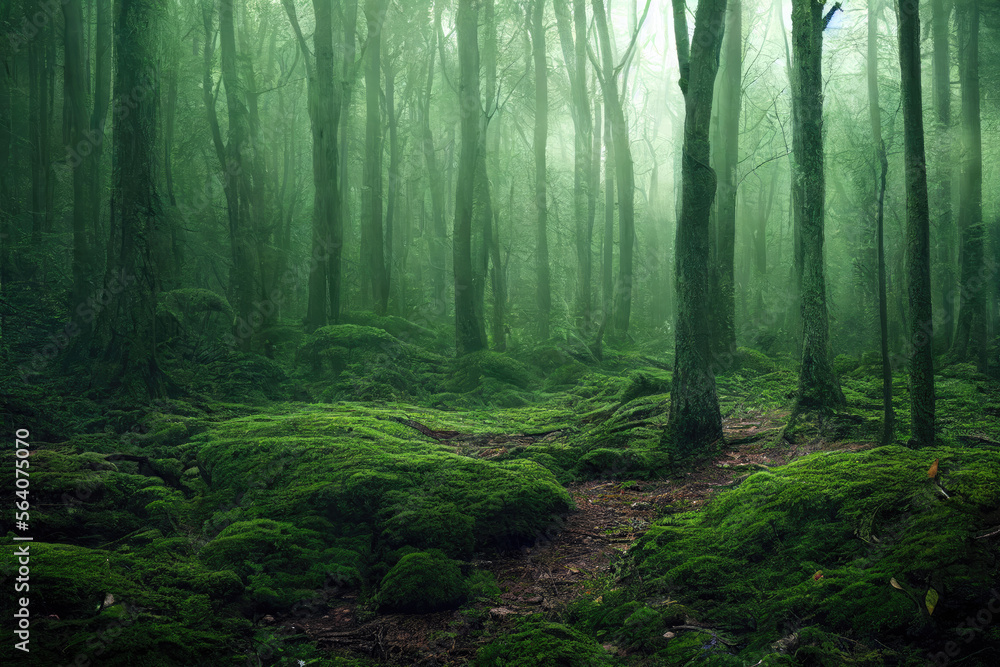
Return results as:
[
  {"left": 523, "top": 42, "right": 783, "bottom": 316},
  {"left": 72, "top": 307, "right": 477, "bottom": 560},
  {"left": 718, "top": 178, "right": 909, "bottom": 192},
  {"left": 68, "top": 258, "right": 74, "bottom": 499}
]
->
[
  {"left": 667, "top": 0, "right": 725, "bottom": 451},
  {"left": 92, "top": 0, "right": 164, "bottom": 401},
  {"left": 454, "top": 0, "right": 486, "bottom": 355},
  {"left": 790, "top": 0, "right": 845, "bottom": 412},
  {"left": 896, "top": 0, "right": 935, "bottom": 445}
]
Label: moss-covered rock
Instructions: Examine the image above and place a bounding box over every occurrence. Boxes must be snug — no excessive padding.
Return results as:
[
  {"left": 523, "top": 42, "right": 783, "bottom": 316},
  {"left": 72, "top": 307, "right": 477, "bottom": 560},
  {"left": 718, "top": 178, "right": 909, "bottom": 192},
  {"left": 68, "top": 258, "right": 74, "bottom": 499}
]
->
[{"left": 618, "top": 369, "right": 672, "bottom": 403}]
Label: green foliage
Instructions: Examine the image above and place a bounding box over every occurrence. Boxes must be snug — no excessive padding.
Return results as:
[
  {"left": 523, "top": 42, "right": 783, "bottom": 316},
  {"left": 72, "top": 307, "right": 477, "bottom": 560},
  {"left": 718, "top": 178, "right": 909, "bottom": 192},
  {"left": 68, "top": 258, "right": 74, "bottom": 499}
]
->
[
  {"left": 618, "top": 369, "right": 672, "bottom": 403},
  {"left": 376, "top": 550, "right": 466, "bottom": 613}
]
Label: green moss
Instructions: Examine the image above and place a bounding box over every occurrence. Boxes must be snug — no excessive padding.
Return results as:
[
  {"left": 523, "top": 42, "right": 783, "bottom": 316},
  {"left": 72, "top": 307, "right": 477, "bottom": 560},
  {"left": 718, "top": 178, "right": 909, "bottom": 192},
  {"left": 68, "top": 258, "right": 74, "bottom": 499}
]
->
[
  {"left": 377, "top": 550, "right": 466, "bottom": 613},
  {"left": 473, "top": 617, "right": 612, "bottom": 666},
  {"left": 619, "top": 369, "right": 672, "bottom": 403}
]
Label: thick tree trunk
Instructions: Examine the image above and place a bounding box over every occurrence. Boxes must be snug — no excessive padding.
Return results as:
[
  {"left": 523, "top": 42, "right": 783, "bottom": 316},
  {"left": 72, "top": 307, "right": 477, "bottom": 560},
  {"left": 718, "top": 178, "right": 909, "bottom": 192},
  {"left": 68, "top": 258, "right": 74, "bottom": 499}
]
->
[
  {"left": 362, "top": 0, "right": 389, "bottom": 315},
  {"left": 951, "top": 0, "right": 986, "bottom": 372},
  {"left": 93, "top": 0, "right": 163, "bottom": 401},
  {"left": 454, "top": 0, "right": 486, "bottom": 355},
  {"left": 790, "top": 0, "right": 844, "bottom": 412},
  {"left": 532, "top": 0, "right": 550, "bottom": 340},
  {"left": 421, "top": 25, "right": 448, "bottom": 311},
  {"left": 896, "top": 0, "right": 935, "bottom": 445},
  {"left": 667, "top": 0, "right": 726, "bottom": 452}
]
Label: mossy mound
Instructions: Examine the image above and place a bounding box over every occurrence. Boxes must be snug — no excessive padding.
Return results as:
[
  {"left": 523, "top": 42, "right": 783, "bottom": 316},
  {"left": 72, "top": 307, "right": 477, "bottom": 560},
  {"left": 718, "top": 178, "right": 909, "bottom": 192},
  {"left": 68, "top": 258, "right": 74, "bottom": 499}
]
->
[
  {"left": 376, "top": 550, "right": 467, "bottom": 613},
  {"left": 191, "top": 404, "right": 573, "bottom": 575},
  {"left": 472, "top": 617, "right": 612, "bottom": 666},
  {"left": 618, "top": 369, "right": 672, "bottom": 403},
  {"left": 598, "top": 445, "right": 1000, "bottom": 664}
]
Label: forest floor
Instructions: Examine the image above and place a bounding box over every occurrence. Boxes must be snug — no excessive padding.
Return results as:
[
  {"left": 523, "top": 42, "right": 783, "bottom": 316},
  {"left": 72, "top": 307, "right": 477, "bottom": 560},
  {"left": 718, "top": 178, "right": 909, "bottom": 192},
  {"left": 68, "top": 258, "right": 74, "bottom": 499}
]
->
[{"left": 269, "top": 407, "right": 870, "bottom": 665}]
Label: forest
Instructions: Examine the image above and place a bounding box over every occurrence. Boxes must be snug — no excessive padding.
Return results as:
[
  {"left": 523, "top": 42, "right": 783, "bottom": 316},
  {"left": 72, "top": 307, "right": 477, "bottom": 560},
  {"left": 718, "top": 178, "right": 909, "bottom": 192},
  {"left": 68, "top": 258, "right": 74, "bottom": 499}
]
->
[{"left": 1, "top": 0, "right": 999, "bottom": 664}]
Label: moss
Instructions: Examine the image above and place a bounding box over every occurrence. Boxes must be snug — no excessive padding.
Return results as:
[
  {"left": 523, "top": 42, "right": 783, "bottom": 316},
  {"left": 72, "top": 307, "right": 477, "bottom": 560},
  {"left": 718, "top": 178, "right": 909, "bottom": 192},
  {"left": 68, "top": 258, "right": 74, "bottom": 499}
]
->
[
  {"left": 607, "top": 445, "right": 1000, "bottom": 664},
  {"left": 473, "top": 617, "right": 612, "bottom": 666},
  {"left": 377, "top": 550, "right": 466, "bottom": 613},
  {"left": 448, "top": 351, "right": 538, "bottom": 392},
  {"left": 619, "top": 369, "right": 672, "bottom": 403},
  {"left": 834, "top": 353, "right": 860, "bottom": 376}
]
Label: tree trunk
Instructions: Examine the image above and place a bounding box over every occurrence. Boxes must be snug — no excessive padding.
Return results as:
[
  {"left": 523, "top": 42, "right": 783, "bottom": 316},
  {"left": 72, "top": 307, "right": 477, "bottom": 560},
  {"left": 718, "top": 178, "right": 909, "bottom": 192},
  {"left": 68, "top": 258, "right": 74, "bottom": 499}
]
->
[
  {"left": 454, "top": 0, "right": 486, "bottom": 355},
  {"left": 667, "top": 0, "right": 726, "bottom": 452},
  {"left": 868, "top": 0, "right": 893, "bottom": 445},
  {"left": 532, "top": 0, "right": 550, "bottom": 340},
  {"left": 593, "top": 0, "right": 635, "bottom": 336},
  {"left": 421, "top": 23, "right": 448, "bottom": 311},
  {"left": 385, "top": 61, "right": 399, "bottom": 313},
  {"left": 931, "top": 0, "right": 955, "bottom": 348},
  {"left": 91, "top": 0, "right": 112, "bottom": 258},
  {"left": 63, "top": 0, "right": 93, "bottom": 310},
  {"left": 950, "top": 0, "right": 986, "bottom": 372},
  {"left": 896, "top": 0, "right": 935, "bottom": 445},
  {"left": 713, "top": 0, "right": 740, "bottom": 357},
  {"left": 362, "top": 0, "right": 389, "bottom": 315},
  {"left": 92, "top": 0, "right": 163, "bottom": 402},
  {"left": 790, "top": 0, "right": 844, "bottom": 412}
]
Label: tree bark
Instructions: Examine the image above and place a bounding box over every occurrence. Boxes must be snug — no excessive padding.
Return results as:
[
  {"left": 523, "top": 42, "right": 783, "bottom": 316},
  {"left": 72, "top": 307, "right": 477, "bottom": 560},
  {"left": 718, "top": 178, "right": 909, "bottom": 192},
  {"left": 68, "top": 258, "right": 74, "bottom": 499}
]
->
[
  {"left": 931, "top": 0, "right": 955, "bottom": 348},
  {"left": 454, "top": 0, "right": 486, "bottom": 355},
  {"left": 362, "top": 0, "right": 389, "bottom": 315},
  {"left": 950, "top": 0, "right": 986, "bottom": 372},
  {"left": 790, "top": 0, "right": 845, "bottom": 412},
  {"left": 868, "top": 0, "right": 893, "bottom": 445},
  {"left": 92, "top": 0, "right": 163, "bottom": 401},
  {"left": 896, "top": 0, "right": 935, "bottom": 445},
  {"left": 532, "top": 0, "right": 551, "bottom": 340},
  {"left": 667, "top": 0, "right": 726, "bottom": 451}
]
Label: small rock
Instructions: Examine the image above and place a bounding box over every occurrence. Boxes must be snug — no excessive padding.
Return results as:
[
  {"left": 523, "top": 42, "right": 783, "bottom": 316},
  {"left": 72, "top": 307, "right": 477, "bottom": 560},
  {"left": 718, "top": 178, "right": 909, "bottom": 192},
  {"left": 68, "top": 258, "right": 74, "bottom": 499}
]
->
[
  {"left": 663, "top": 632, "right": 675, "bottom": 639},
  {"left": 261, "top": 615, "right": 276, "bottom": 624},
  {"left": 631, "top": 501, "right": 652, "bottom": 510}
]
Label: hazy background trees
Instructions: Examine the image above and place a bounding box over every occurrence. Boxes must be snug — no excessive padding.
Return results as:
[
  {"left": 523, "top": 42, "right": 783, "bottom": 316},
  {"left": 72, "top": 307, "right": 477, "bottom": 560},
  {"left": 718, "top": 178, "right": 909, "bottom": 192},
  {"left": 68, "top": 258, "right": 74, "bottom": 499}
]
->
[{"left": 1, "top": 0, "right": 998, "bottom": 444}]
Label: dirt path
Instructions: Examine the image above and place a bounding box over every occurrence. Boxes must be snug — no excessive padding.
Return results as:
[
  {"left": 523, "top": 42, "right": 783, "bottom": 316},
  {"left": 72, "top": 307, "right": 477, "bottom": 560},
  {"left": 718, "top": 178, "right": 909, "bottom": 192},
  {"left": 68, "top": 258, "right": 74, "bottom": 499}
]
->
[{"left": 271, "top": 410, "right": 805, "bottom": 664}]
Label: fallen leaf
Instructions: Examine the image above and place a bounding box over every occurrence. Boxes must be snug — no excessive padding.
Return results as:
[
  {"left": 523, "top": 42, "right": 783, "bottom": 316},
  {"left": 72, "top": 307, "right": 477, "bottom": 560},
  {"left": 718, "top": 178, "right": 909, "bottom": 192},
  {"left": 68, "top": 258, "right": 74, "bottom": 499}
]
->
[
  {"left": 928, "top": 459, "right": 939, "bottom": 478},
  {"left": 890, "top": 577, "right": 903, "bottom": 590},
  {"left": 926, "top": 588, "right": 939, "bottom": 615},
  {"left": 813, "top": 570, "right": 823, "bottom": 581}
]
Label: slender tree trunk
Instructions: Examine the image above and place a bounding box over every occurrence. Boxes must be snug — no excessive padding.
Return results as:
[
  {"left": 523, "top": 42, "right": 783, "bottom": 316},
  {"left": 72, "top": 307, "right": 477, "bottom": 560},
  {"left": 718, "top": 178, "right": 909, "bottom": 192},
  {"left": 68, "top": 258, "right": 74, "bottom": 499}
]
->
[
  {"left": 93, "top": 0, "right": 163, "bottom": 401},
  {"left": 714, "top": 0, "right": 740, "bottom": 357},
  {"left": 385, "top": 61, "right": 399, "bottom": 313},
  {"left": 593, "top": 0, "right": 636, "bottom": 336},
  {"left": 362, "top": 0, "right": 388, "bottom": 315},
  {"left": 667, "top": 0, "right": 726, "bottom": 451},
  {"left": 896, "top": 0, "right": 935, "bottom": 445},
  {"left": 421, "top": 23, "right": 448, "bottom": 311},
  {"left": 931, "top": 0, "right": 955, "bottom": 348},
  {"left": 91, "top": 0, "right": 112, "bottom": 257},
  {"left": 532, "top": 0, "right": 550, "bottom": 339},
  {"left": 476, "top": 0, "right": 497, "bottom": 346},
  {"left": 790, "top": 0, "right": 844, "bottom": 412},
  {"left": 454, "top": 0, "right": 485, "bottom": 355},
  {"left": 601, "top": 92, "right": 614, "bottom": 332},
  {"left": 868, "top": 0, "right": 893, "bottom": 445},
  {"left": 951, "top": 0, "right": 986, "bottom": 372},
  {"left": 63, "top": 0, "right": 93, "bottom": 310}
]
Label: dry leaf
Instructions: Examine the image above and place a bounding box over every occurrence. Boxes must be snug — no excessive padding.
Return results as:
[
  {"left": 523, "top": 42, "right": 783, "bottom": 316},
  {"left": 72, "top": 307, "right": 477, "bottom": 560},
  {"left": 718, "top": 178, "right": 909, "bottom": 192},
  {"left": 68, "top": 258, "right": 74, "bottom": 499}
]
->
[
  {"left": 926, "top": 588, "right": 939, "bottom": 615},
  {"left": 927, "top": 459, "right": 939, "bottom": 478},
  {"left": 890, "top": 577, "right": 903, "bottom": 590},
  {"left": 813, "top": 570, "right": 823, "bottom": 581}
]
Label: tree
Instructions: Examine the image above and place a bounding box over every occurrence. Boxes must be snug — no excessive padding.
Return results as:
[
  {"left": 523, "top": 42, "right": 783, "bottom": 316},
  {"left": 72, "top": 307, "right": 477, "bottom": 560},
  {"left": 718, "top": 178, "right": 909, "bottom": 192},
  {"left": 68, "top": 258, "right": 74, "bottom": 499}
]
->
[
  {"left": 282, "top": 0, "right": 344, "bottom": 330},
  {"left": 553, "top": 0, "right": 596, "bottom": 334},
  {"left": 713, "top": 0, "right": 741, "bottom": 358},
  {"left": 91, "top": 0, "right": 164, "bottom": 401},
  {"left": 592, "top": 0, "right": 639, "bottom": 336},
  {"left": 362, "top": 0, "right": 390, "bottom": 315},
  {"left": 867, "top": 0, "right": 893, "bottom": 444},
  {"left": 950, "top": 0, "right": 987, "bottom": 371},
  {"left": 454, "top": 0, "right": 486, "bottom": 355},
  {"left": 896, "top": 0, "right": 935, "bottom": 445},
  {"left": 531, "top": 0, "right": 551, "bottom": 340},
  {"left": 667, "top": 0, "right": 726, "bottom": 452},
  {"left": 931, "top": 0, "right": 955, "bottom": 347},
  {"left": 790, "top": 0, "right": 845, "bottom": 412}
]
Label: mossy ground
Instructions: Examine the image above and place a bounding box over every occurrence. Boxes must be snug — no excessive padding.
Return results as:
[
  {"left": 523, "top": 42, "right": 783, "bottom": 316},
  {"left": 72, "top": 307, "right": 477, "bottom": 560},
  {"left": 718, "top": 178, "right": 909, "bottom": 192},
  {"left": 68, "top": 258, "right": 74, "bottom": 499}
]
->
[{"left": 2, "top": 331, "right": 998, "bottom": 666}]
